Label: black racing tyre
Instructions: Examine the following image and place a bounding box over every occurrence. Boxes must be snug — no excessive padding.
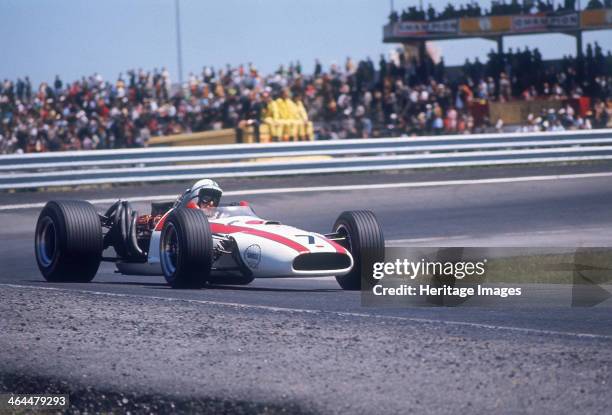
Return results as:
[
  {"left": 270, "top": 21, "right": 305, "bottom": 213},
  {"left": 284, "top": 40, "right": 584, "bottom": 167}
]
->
[
  {"left": 34, "top": 200, "right": 103, "bottom": 282},
  {"left": 160, "top": 208, "right": 213, "bottom": 288},
  {"left": 333, "top": 210, "right": 385, "bottom": 290}
]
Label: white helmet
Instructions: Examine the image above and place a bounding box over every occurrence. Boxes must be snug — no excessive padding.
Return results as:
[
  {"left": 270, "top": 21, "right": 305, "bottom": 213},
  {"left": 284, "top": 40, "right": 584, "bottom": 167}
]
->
[{"left": 181, "top": 179, "right": 223, "bottom": 207}]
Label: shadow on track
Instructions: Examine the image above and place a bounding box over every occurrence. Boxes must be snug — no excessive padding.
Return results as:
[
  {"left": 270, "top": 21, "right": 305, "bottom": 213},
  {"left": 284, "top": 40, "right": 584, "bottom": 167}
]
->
[
  {"left": 25, "top": 279, "right": 341, "bottom": 293},
  {"left": 89, "top": 281, "right": 169, "bottom": 288},
  {"left": 23, "top": 280, "right": 169, "bottom": 288},
  {"left": 202, "top": 284, "right": 340, "bottom": 293}
]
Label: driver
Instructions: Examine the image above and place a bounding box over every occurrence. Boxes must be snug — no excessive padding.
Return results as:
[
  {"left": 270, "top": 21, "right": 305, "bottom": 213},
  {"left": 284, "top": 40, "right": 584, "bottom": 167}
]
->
[
  {"left": 196, "top": 180, "right": 223, "bottom": 208},
  {"left": 182, "top": 179, "right": 223, "bottom": 209}
]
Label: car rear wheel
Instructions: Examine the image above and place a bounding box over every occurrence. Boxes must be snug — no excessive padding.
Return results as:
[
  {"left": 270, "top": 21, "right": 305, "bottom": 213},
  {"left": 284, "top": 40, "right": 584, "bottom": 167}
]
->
[
  {"left": 35, "top": 200, "right": 103, "bottom": 282},
  {"left": 333, "top": 210, "right": 385, "bottom": 290},
  {"left": 160, "top": 208, "right": 213, "bottom": 288}
]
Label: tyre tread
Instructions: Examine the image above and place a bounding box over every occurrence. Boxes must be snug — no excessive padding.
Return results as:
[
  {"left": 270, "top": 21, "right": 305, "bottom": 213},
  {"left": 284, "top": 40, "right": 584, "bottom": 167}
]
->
[
  {"left": 333, "top": 210, "right": 384, "bottom": 290},
  {"left": 161, "top": 208, "right": 213, "bottom": 288},
  {"left": 35, "top": 200, "right": 102, "bottom": 282}
]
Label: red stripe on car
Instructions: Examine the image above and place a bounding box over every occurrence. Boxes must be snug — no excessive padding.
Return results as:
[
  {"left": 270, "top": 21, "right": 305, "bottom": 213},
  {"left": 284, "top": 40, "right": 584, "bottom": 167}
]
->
[
  {"left": 210, "top": 223, "right": 309, "bottom": 253},
  {"left": 328, "top": 240, "right": 347, "bottom": 254},
  {"left": 154, "top": 211, "right": 171, "bottom": 231}
]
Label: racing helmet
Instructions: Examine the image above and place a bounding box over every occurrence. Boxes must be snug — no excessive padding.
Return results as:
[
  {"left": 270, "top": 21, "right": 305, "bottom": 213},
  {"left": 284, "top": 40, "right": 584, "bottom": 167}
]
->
[
  {"left": 186, "top": 179, "right": 222, "bottom": 207},
  {"left": 197, "top": 179, "right": 222, "bottom": 207}
]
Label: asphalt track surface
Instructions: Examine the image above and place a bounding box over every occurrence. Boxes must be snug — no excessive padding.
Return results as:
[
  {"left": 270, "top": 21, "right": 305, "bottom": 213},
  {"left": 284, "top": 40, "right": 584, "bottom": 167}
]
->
[{"left": 1, "top": 164, "right": 612, "bottom": 414}]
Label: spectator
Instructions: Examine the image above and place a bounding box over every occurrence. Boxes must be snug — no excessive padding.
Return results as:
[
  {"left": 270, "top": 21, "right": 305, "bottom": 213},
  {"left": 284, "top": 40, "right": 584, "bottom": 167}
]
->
[
  {"left": 1, "top": 41, "right": 611, "bottom": 154},
  {"left": 389, "top": 0, "right": 601, "bottom": 23},
  {"left": 261, "top": 91, "right": 282, "bottom": 142}
]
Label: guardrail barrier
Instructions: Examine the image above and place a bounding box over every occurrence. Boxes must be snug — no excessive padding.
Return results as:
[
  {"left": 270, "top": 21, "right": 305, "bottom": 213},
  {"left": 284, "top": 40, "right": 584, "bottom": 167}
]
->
[{"left": 1, "top": 129, "right": 611, "bottom": 190}]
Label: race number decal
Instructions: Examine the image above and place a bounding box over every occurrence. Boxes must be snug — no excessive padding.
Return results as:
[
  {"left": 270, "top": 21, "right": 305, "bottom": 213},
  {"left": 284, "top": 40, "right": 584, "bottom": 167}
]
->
[{"left": 295, "top": 235, "right": 315, "bottom": 244}]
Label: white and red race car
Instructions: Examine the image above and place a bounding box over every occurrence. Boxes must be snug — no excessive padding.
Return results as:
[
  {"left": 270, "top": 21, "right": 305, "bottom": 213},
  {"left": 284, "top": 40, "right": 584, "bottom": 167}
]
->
[{"left": 34, "top": 180, "right": 384, "bottom": 290}]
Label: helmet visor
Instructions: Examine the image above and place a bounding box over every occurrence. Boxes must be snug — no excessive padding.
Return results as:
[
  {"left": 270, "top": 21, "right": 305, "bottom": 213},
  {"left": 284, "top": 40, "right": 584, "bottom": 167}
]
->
[{"left": 198, "top": 188, "right": 221, "bottom": 207}]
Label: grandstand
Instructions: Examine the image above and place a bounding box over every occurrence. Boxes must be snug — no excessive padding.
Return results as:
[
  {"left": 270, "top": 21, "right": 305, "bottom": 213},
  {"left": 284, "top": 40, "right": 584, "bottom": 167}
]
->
[
  {"left": 385, "top": 1, "right": 612, "bottom": 58},
  {"left": 0, "top": 1, "right": 610, "bottom": 154}
]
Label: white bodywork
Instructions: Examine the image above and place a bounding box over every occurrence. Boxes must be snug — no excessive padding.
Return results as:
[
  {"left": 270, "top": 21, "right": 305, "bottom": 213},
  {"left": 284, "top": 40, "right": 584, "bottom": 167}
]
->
[{"left": 118, "top": 208, "right": 353, "bottom": 278}]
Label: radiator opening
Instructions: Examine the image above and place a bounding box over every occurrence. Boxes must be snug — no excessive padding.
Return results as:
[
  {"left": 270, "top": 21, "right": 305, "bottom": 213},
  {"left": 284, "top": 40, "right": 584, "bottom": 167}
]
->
[{"left": 293, "top": 253, "right": 351, "bottom": 271}]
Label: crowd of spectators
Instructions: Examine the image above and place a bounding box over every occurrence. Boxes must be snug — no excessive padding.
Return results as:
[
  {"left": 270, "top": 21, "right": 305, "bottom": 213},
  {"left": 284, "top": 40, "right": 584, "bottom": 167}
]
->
[
  {"left": 0, "top": 69, "right": 174, "bottom": 153},
  {"left": 463, "top": 42, "right": 611, "bottom": 100},
  {"left": 389, "top": 0, "right": 611, "bottom": 23},
  {"left": 1, "top": 41, "right": 611, "bottom": 153},
  {"left": 514, "top": 100, "right": 609, "bottom": 132}
]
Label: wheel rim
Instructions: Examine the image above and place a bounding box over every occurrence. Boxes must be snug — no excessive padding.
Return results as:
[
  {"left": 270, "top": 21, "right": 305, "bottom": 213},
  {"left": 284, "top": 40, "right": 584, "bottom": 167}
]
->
[
  {"left": 335, "top": 224, "right": 352, "bottom": 253},
  {"left": 37, "top": 216, "right": 57, "bottom": 268},
  {"left": 161, "top": 222, "right": 179, "bottom": 276}
]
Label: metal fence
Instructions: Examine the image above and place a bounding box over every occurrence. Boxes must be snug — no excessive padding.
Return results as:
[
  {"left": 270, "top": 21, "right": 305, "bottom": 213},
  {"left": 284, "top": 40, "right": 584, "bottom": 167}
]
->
[{"left": 1, "top": 129, "right": 611, "bottom": 190}]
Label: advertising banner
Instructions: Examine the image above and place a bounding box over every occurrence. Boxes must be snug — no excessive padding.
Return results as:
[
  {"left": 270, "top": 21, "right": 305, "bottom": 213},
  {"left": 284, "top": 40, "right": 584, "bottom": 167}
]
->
[
  {"left": 548, "top": 12, "right": 579, "bottom": 29},
  {"left": 511, "top": 12, "right": 578, "bottom": 32},
  {"left": 488, "top": 15, "right": 513, "bottom": 32},
  {"left": 460, "top": 15, "right": 513, "bottom": 34},
  {"left": 511, "top": 13, "right": 548, "bottom": 32},
  {"left": 427, "top": 19, "right": 459, "bottom": 33},
  {"left": 581, "top": 8, "right": 612, "bottom": 28},
  {"left": 393, "top": 21, "right": 428, "bottom": 36},
  {"left": 386, "top": 10, "right": 611, "bottom": 41},
  {"left": 391, "top": 19, "right": 458, "bottom": 37},
  {"left": 460, "top": 17, "right": 491, "bottom": 33}
]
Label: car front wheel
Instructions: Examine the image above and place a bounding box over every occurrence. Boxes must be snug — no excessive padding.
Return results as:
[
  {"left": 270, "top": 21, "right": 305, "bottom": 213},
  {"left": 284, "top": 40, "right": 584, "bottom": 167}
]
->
[
  {"left": 160, "top": 208, "right": 213, "bottom": 288},
  {"left": 333, "top": 210, "right": 385, "bottom": 290}
]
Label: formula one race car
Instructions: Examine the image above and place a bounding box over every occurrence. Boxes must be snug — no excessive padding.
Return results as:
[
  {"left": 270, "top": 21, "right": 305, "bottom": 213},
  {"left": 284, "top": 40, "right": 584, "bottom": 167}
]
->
[{"left": 34, "top": 180, "right": 384, "bottom": 290}]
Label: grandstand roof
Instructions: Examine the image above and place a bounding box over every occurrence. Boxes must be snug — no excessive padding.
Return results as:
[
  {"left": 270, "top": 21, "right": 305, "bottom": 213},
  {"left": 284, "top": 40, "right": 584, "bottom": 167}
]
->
[{"left": 383, "top": 8, "right": 612, "bottom": 42}]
